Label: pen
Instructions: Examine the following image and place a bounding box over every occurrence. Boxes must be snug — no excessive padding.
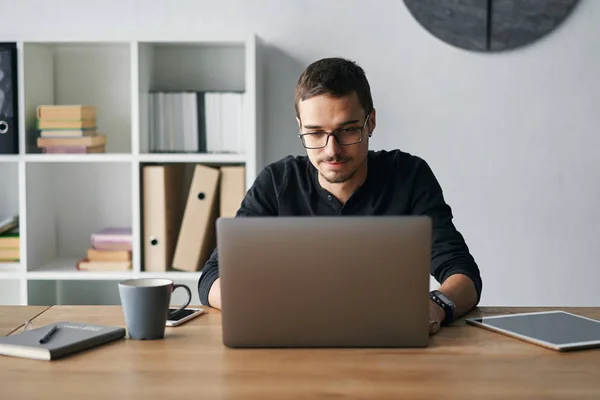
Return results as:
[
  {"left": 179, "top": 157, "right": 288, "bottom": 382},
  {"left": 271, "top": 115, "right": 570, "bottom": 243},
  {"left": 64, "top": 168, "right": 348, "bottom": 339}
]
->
[{"left": 39, "top": 325, "right": 59, "bottom": 344}]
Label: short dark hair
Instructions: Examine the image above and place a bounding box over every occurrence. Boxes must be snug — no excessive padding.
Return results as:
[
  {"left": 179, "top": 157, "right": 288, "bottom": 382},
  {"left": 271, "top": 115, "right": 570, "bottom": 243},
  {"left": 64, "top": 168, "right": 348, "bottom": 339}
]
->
[{"left": 294, "top": 57, "right": 373, "bottom": 120}]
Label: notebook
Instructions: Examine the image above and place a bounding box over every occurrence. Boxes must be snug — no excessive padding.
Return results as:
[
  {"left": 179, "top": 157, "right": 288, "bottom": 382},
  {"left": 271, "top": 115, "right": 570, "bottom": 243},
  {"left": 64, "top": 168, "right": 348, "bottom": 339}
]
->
[{"left": 0, "top": 321, "right": 126, "bottom": 361}]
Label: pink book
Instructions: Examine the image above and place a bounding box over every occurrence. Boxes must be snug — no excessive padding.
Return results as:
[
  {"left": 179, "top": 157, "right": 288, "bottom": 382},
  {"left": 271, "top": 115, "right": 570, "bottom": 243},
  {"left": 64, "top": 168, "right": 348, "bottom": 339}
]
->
[{"left": 91, "top": 227, "right": 132, "bottom": 251}]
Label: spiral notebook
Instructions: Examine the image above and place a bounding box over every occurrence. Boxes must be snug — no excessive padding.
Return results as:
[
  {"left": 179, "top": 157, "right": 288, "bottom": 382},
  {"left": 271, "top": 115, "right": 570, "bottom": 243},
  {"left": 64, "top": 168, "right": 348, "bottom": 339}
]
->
[{"left": 0, "top": 321, "right": 126, "bottom": 361}]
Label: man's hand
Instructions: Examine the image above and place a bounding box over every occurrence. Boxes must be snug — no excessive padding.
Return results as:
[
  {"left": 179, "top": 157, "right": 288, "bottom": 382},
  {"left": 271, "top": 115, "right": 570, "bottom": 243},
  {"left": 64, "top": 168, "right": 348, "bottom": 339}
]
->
[
  {"left": 208, "top": 278, "right": 222, "bottom": 310},
  {"left": 429, "top": 299, "right": 445, "bottom": 335}
]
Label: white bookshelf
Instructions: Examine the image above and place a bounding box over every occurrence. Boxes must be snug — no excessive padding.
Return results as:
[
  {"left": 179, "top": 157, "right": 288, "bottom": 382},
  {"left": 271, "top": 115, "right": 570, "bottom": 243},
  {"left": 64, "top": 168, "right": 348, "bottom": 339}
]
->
[{"left": 0, "top": 34, "right": 264, "bottom": 305}]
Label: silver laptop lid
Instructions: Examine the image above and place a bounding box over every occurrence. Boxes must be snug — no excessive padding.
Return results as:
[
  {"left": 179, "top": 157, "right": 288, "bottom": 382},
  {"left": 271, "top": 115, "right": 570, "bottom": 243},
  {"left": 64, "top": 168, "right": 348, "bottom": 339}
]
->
[{"left": 217, "top": 216, "right": 431, "bottom": 348}]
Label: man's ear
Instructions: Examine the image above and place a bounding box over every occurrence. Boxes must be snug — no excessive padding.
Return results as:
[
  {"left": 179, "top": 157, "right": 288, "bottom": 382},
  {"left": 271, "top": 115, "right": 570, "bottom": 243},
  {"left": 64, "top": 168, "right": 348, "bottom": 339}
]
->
[
  {"left": 296, "top": 117, "right": 302, "bottom": 130},
  {"left": 368, "top": 108, "right": 376, "bottom": 137}
]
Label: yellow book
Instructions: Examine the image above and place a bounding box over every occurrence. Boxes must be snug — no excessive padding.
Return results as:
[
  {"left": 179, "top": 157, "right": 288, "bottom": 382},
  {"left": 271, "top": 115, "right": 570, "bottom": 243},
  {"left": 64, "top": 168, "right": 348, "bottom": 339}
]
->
[
  {"left": 87, "top": 249, "right": 132, "bottom": 262},
  {"left": 0, "top": 237, "right": 19, "bottom": 249},
  {"left": 37, "top": 119, "right": 96, "bottom": 130},
  {"left": 0, "top": 248, "right": 19, "bottom": 261},
  {"left": 76, "top": 259, "right": 132, "bottom": 271},
  {"left": 37, "top": 105, "right": 96, "bottom": 120}
]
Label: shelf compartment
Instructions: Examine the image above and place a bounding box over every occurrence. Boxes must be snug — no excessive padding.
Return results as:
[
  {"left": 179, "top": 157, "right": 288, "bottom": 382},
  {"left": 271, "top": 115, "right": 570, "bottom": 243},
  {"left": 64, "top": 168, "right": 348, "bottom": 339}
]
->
[
  {"left": 23, "top": 42, "right": 132, "bottom": 154},
  {"left": 25, "top": 162, "right": 132, "bottom": 272},
  {"left": 138, "top": 41, "right": 247, "bottom": 155}
]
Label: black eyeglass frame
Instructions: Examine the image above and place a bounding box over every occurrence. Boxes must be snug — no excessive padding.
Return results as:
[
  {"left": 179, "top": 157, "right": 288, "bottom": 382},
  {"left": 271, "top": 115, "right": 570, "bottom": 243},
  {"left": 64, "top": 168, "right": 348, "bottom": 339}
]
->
[{"left": 298, "top": 114, "right": 371, "bottom": 149}]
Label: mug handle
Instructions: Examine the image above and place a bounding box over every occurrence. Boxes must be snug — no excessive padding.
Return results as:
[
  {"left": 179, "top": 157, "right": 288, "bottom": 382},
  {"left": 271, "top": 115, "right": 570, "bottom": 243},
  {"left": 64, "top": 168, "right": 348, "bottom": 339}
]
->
[{"left": 168, "top": 284, "right": 192, "bottom": 319}]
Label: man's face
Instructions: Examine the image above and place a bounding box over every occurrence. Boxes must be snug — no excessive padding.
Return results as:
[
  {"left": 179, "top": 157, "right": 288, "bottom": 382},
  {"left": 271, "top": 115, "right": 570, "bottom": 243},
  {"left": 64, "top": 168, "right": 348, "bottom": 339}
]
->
[{"left": 297, "top": 92, "right": 373, "bottom": 184}]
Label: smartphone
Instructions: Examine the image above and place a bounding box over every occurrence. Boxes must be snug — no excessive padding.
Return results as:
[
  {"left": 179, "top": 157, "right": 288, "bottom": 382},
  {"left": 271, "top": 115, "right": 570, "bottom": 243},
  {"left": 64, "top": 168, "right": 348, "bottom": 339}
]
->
[{"left": 166, "top": 307, "right": 204, "bottom": 327}]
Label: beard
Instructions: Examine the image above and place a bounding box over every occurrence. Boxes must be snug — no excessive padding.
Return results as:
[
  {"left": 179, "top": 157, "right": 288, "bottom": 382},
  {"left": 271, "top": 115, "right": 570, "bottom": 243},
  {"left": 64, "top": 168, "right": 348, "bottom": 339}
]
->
[
  {"left": 320, "top": 169, "right": 358, "bottom": 184},
  {"left": 318, "top": 156, "right": 358, "bottom": 184}
]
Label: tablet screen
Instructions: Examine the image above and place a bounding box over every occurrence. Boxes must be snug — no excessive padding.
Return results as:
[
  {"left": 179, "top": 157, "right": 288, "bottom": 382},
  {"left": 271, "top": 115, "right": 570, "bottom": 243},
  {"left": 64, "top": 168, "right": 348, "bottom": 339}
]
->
[{"left": 469, "top": 311, "right": 600, "bottom": 347}]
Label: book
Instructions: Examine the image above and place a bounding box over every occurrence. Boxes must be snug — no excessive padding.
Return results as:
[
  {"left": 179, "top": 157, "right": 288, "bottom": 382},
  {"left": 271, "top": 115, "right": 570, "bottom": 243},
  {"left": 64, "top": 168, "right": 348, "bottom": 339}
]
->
[
  {"left": 76, "top": 259, "right": 132, "bottom": 271},
  {"left": 37, "top": 119, "right": 96, "bottom": 130},
  {"left": 0, "top": 230, "right": 19, "bottom": 249},
  {"left": 0, "top": 248, "right": 19, "bottom": 261},
  {"left": 0, "top": 321, "right": 125, "bottom": 361},
  {"left": 41, "top": 144, "right": 106, "bottom": 154},
  {"left": 87, "top": 248, "right": 131, "bottom": 262},
  {"left": 37, "top": 134, "right": 105, "bottom": 148},
  {"left": 39, "top": 129, "right": 96, "bottom": 138},
  {"left": 37, "top": 105, "right": 96, "bottom": 120},
  {"left": 91, "top": 227, "right": 132, "bottom": 251}
]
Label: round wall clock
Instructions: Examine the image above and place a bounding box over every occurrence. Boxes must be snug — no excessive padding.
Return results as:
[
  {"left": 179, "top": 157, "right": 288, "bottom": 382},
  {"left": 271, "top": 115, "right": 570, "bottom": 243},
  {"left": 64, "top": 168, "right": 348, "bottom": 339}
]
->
[{"left": 404, "top": 0, "right": 580, "bottom": 52}]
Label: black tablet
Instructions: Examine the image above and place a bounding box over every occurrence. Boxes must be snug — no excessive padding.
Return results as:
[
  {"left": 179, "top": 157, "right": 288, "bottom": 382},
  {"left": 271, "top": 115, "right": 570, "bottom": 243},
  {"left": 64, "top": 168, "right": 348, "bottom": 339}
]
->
[{"left": 466, "top": 311, "right": 600, "bottom": 351}]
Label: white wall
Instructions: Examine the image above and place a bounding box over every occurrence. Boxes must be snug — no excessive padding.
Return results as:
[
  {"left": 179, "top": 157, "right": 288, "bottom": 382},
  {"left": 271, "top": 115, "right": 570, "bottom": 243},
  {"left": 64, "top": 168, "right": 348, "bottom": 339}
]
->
[{"left": 2, "top": 0, "right": 599, "bottom": 306}]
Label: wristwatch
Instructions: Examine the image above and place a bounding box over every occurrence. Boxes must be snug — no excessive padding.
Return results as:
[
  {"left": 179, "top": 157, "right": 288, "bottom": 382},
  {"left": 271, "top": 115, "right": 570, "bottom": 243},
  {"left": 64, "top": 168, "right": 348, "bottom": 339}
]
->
[{"left": 429, "top": 290, "right": 456, "bottom": 326}]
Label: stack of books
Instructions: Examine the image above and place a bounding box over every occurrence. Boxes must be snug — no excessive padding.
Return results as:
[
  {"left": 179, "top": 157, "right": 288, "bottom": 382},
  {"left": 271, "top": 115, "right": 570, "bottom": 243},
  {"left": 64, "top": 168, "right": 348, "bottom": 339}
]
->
[
  {"left": 77, "top": 227, "right": 132, "bottom": 271},
  {"left": 36, "top": 105, "right": 106, "bottom": 153},
  {"left": 0, "top": 216, "right": 19, "bottom": 262}
]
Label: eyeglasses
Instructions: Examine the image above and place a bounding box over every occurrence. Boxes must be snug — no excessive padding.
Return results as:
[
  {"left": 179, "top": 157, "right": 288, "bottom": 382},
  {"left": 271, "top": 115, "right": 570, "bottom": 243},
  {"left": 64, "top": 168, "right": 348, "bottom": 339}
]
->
[
  {"left": 22, "top": 320, "right": 34, "bottom": 332},
  {"left": 298, "top": 115, "right": 370, "bottom": 149}
]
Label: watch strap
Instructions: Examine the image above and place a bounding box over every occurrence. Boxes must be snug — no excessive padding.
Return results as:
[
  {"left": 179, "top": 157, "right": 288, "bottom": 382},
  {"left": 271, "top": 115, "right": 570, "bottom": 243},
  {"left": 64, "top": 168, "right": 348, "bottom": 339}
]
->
[{"left": 429, "top": 290, "right": 455, "bottom": 326}]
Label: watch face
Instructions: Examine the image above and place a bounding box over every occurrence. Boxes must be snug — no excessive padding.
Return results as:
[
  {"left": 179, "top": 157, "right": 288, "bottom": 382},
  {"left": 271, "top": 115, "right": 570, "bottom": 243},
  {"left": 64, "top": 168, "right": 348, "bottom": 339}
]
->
[
  {"left": 437, "top": 292, "right": 451, "bottom": 303},
  {"left": 433, "top": 291, "right": 454, "bottom": 308}
]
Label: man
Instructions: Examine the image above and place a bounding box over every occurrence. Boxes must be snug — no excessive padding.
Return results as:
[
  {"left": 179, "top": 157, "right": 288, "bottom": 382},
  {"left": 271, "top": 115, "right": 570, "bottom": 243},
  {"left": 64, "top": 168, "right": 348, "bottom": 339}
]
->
[{"left": 198, "top": 57, "right": 482, "bottom": 334}]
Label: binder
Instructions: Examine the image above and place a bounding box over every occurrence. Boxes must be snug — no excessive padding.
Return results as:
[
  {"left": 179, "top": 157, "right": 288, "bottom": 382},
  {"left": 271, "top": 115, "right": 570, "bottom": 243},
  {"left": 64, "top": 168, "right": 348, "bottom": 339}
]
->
[
  {"left": 172, "top": 164, "right": 220, "bottom": 272},
  {"left": 142, "top": 164, "right": 185, "bottom": 272},
  {"left": 220, "top": 166, "right": 246, "bottom": 217},
  {"left": 0, "top": 43, "right": 18, "bottom": 155}
]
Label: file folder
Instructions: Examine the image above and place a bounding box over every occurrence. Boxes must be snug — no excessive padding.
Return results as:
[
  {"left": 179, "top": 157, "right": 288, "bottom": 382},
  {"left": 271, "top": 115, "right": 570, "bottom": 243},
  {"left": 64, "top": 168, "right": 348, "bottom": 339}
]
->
[
  {"left": 0, "top": 43, "right": 18, "bottom": 155},
  {"left": 219, "top": 166, "right": 246, "bottom": 218},
  {"left": 172, "top": 164, "right": 220, "bottom": 272},
  {"left": 142, "top": 164, "right": 185, "bottom": 272}
]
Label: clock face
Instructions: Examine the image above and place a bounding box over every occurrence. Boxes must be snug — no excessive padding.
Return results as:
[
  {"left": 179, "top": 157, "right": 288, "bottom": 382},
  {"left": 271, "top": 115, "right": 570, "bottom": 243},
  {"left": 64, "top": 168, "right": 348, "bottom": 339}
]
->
[{"left": 404, "top": 0, "right": 580, "bottom": 52}]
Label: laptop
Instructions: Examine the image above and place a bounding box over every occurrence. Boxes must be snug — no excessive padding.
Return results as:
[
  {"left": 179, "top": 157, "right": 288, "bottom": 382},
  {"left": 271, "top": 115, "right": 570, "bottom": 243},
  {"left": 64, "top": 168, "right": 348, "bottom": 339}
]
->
[{"left": 217, "top": 216, "right": 432, "bottom": 348}]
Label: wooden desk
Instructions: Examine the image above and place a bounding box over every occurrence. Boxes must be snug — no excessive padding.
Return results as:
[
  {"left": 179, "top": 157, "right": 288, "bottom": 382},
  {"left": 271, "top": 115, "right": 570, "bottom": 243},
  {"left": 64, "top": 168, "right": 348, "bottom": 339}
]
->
[
  {"left": 1, "top": 306, "right": 600, "bottom": 399},
  {"left": 0, "top": 306, "right": 51, "bottom": 336}
]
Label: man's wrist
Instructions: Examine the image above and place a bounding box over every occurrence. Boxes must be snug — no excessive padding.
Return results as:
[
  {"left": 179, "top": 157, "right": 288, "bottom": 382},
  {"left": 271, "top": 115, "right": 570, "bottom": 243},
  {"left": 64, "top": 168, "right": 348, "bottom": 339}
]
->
[
  {"left": 429, "top": 290, "right": 456, "bottom": 325},
  {"left": 430, "top": 299, "right": 446, "bottom": 323}
]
